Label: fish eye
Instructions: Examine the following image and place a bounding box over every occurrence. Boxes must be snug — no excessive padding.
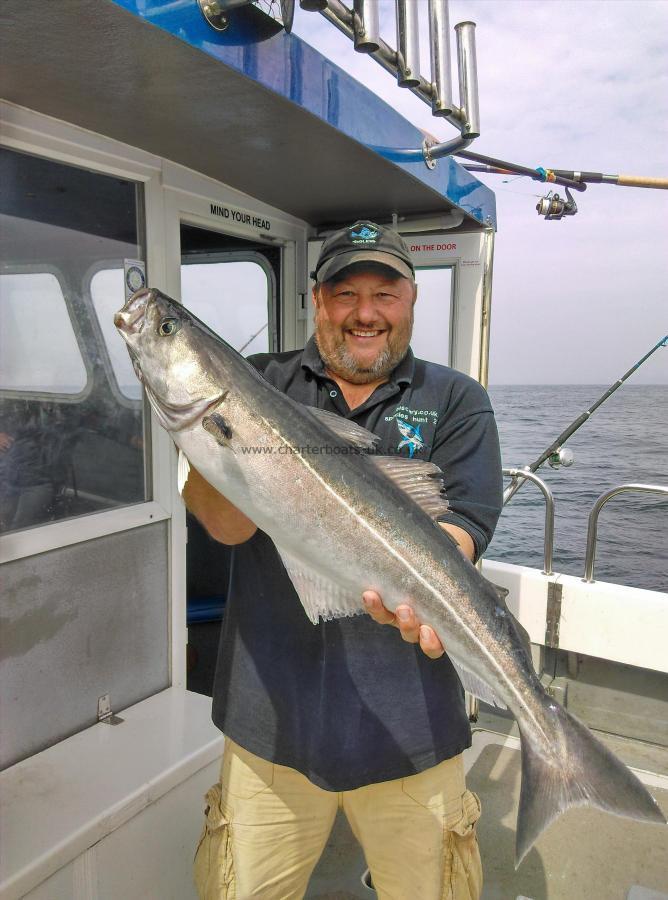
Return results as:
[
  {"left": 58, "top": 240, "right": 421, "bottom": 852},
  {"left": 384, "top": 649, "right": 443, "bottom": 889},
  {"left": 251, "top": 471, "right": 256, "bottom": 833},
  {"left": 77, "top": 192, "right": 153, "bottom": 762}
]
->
[{"left": 158, "top": 317, "right": 180, "bottom": 337}]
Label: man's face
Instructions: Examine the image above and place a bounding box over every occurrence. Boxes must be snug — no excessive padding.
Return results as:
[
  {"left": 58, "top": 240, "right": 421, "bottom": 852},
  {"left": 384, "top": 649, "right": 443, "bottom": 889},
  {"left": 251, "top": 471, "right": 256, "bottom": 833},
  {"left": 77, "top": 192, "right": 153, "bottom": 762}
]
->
[{"left": 313, "top": 268, "right": 417, "bottom": 385}]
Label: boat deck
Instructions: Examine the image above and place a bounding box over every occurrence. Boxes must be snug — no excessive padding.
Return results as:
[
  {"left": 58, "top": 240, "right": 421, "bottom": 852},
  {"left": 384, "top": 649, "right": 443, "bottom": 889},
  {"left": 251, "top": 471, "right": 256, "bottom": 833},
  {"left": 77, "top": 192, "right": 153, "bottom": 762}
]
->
[{"left": 306, "top": 719, "right": 668, "bottom": 899}]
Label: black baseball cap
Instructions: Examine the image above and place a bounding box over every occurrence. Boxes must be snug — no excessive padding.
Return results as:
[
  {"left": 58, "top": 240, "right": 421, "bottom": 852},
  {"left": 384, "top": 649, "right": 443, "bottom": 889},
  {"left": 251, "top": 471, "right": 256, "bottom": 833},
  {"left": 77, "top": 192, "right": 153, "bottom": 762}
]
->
[{"left": 312, "top": 221, "right": 415, "bottom": 283}]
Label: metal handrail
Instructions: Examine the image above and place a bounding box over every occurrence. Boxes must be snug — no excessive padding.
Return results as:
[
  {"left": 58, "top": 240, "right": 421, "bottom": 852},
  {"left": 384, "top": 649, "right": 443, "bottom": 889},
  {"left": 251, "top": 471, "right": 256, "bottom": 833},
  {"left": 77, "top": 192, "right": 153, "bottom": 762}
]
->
[
  {"left": 583, "top": 484, "right": 668, "bottom": 583},
  {"left": 503, "top": 467, "right": 554, "bottom": 575}
]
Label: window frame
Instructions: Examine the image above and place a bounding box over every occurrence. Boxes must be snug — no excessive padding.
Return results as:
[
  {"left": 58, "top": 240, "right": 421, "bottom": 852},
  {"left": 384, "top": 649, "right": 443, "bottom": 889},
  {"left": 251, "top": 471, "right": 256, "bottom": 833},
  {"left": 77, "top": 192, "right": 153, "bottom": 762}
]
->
[
  {"left": 412, "top": 264, "right": 456, "bottom": 368},
  {"left": 87, "top": 260, "right": 151, "bottom": 409},
  {"left": 0, "top": 110, "right": 169, "bottom": 566}
]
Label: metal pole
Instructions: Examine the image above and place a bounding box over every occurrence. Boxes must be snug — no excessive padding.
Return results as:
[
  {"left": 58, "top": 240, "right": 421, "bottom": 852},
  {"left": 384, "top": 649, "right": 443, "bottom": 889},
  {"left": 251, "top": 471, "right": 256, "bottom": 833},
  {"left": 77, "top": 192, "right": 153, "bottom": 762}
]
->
[
  {"left": 396, "top": 0, "right": 421, "bottom": 88},
  {"left": 583, "top": 484, "right": 668, "bottom": 582},
  {"left": 428, "top": 0, "right": 454, "bottom": 117},
  {"left": 454, "top": 21, "right": 480, "bottom": 138},
  {"left": 353, "top": 0, "right": 380, "bottom": 53},
  {"left": 478, "top": 229, "right": 495, "bottom": 388},
  {"left": 423, "top": 134, "right": 473, "bottom": 166},
  {"left": 504, "top": 335, "right": 668, "bottom": 506},
  {"left": 504, "top": 468, "right": 555, "bottom": 575}
]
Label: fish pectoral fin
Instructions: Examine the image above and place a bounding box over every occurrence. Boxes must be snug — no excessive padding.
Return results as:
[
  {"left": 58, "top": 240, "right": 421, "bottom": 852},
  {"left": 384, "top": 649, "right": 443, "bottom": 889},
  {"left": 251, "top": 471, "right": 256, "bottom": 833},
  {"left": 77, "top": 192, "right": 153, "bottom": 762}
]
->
[
  {"left": 202, "top": 412, "right": 233, "bottom": 447},
  {"left": 369, "top": 457, "right": 450, "bottom": 520},
  {"left": 450, "top": 659, "right": 508, "bottom": 710},
  {"left": 275, "top": 547, "right": 365, "bottom": 624},
  {"left": 306, "top": 407, "right": 380, "bottom": 450},
  {"left": 177, "top": 449, "right": 191, "bottom": 494}
]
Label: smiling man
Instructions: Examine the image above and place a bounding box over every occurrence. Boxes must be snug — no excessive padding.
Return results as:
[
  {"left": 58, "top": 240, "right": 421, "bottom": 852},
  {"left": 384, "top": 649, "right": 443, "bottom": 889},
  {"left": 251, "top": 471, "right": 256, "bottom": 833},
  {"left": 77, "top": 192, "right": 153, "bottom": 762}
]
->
[{"left": 186, "top": 222, "right": 503, "bottom": 900}]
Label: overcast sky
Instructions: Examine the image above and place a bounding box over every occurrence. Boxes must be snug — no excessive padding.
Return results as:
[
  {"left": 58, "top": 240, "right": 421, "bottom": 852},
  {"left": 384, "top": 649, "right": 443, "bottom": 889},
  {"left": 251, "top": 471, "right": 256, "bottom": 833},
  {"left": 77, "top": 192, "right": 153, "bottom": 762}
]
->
[{"left": 293, "top": 0, "right": 668, "bottom": 384}]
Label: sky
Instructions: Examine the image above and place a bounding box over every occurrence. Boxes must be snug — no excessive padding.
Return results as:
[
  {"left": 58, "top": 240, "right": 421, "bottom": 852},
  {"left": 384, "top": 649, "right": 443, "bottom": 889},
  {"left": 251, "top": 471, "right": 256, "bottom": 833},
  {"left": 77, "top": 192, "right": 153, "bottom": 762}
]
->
[{"left": 291, "top": 0, "right": 668, "bottom": 384}]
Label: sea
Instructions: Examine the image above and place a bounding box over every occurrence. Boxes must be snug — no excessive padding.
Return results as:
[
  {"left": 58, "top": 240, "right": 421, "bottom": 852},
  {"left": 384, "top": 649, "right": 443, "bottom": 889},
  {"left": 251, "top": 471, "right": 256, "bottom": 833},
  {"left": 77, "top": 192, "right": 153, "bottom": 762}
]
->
[{"left": 484, "top": 385, "right": 667, "bottom": 593}]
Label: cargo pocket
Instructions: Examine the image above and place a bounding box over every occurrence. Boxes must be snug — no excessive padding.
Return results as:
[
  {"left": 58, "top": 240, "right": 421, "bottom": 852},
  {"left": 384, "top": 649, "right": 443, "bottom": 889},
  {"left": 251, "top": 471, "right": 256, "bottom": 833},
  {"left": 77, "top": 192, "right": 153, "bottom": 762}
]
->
[
  {"left": 442, "top": 790, "right": 482, "bottom": 900},
  {"left": 193, "top": 783, "right": 236, "bottom": 900}
]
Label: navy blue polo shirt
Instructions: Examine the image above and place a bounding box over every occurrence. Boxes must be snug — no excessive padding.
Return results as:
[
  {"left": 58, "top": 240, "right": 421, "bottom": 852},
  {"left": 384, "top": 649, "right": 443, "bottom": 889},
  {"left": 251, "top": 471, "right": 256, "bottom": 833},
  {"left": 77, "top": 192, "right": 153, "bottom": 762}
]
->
[{"left": 211, "top": 337, "right": 503, "bottom": 791}]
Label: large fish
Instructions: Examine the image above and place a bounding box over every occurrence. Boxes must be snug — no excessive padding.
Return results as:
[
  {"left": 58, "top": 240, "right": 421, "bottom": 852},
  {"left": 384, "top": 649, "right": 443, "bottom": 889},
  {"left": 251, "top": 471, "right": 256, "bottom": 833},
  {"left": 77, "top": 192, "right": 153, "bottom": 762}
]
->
[{"left": 115, "top": 288, "right": 665, "bottom": 865}]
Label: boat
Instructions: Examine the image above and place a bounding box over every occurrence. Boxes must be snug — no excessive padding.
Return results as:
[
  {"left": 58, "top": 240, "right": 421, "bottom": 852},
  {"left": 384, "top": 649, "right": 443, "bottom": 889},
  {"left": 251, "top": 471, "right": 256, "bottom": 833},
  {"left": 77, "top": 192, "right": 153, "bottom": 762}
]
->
[{"left": 1, "top": 2, "right": 666, "bottom": 897}]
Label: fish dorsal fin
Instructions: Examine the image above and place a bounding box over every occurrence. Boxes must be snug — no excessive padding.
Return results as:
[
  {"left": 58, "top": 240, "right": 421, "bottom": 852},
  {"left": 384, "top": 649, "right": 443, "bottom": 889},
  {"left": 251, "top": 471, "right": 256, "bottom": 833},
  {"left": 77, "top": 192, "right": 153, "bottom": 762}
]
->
[
  {"left": 307, "top": 407, "right": 380, "bottom": 450},
  {"left": 450, "top": 659, "right": 508, "bottom": 710},
  {"left": 370, "top": 457, "right": 450, "bottom": 520},
  {"left": 177, "top": 449, "right": 191, "bottom": 494},
  {"left": 307, "top": 408, "right": 447, "bottom": 519},
  {"left": 275, "top": 545, "right": 365, "bottom": 624}
]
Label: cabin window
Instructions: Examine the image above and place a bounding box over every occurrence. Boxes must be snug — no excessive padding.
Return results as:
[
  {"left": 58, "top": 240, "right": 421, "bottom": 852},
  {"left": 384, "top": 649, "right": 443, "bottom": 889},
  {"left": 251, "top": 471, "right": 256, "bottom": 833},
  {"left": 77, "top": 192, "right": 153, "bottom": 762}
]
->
[
  {"left": 411, "top": 267, "right": 453, "bottom": 368},
  {"left": 0, "top": 147, "right": 148, "bottom": 535},
  {"left": 0, "top": 272, "right": 87, "bottom": 393},
  {"left": 180, "top": 260, "right": 271, "bottom": 355}
]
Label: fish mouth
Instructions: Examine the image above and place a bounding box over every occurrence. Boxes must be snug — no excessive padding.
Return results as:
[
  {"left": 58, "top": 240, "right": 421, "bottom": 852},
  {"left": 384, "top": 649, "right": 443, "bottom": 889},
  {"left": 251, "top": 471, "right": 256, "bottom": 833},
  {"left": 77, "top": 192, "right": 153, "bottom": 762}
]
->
[
  {"left": 144, "top": 382, "right": 226, "bottom": 433},
  {"left": 114, "top": 288, "right": 154, "bottom": 336}
]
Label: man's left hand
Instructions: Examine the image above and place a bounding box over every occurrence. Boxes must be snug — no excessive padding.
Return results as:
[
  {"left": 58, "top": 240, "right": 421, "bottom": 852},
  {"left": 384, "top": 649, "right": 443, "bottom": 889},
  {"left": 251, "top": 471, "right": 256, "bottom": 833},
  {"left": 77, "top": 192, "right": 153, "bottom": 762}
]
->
[{"left": 362, "top": 591, "right": 445, "bottom": 659}]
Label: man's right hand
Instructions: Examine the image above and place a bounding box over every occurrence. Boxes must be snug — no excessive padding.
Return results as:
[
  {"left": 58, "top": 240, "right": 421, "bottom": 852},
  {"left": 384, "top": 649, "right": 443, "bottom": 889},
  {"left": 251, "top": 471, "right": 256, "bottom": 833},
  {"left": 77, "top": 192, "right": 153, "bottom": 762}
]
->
[
  {"left": 362, "top": 591, "right": 445, "bottom": 659},
  {"left": 182, "top": 464, "right": 257, "bottom": 545}
]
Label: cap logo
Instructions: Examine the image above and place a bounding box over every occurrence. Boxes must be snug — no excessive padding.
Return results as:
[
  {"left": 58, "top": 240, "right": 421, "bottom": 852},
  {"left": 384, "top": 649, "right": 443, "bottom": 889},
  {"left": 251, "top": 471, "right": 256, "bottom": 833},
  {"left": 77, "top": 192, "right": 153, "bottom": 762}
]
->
[{"left": 349, "top": 225, "right": 378, "bottom": 244}]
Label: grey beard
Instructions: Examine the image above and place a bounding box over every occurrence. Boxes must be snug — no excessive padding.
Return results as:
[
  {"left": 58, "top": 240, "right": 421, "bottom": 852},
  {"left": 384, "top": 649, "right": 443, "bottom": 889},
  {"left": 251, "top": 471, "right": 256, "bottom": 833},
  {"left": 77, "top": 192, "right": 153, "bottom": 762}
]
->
[{"left": 316, "top": 337, "right": 407, "bottom": 385}]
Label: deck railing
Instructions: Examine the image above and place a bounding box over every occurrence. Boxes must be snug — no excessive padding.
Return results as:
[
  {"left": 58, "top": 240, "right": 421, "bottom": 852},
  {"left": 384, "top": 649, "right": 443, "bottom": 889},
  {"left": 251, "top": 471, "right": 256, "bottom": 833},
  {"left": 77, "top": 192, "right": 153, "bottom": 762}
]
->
[
  {"left": 501, "top": 473, "right": 668, "bottom": 586},
  {"left": 582, "top": 484, "right": 668, "bottom": 583},
  {"left": 502, "top": 468, "right": 554, "bottom": 575}
]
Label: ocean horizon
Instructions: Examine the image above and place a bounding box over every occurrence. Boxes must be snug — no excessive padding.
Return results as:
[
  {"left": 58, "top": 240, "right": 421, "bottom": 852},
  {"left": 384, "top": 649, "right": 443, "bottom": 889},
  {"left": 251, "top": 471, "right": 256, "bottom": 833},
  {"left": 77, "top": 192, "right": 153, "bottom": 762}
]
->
[{"left": 485, "top": 384, "right": 667, "bottom": 593}]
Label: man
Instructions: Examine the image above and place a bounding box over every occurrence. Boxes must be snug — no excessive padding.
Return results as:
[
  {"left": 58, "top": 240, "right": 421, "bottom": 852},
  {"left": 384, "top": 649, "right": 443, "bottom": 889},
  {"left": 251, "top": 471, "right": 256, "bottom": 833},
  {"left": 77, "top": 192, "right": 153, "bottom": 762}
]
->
[{"left": 187, "top": 222, "right": 503, "bottom": 899}]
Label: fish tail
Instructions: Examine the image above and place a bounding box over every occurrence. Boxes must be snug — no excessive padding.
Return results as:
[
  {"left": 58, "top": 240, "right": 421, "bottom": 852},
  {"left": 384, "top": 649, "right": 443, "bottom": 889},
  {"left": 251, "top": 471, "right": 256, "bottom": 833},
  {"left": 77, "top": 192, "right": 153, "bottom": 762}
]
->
[{"left": 516, "top": 700, "right": 666, "bottom": 867}]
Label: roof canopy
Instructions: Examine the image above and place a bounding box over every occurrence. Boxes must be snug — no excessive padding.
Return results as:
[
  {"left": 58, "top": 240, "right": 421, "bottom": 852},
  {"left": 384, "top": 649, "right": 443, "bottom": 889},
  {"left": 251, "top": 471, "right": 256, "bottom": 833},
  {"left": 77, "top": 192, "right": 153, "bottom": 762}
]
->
[{"left": 0, "top": 0, "right": 495, "bottom": 230}]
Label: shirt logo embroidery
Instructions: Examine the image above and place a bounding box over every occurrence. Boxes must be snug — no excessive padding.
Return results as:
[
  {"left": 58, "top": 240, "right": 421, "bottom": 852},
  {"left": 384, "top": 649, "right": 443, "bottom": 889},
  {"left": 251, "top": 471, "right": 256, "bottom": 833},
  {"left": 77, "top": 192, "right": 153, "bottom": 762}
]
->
[{"left": 396, "top": 419, "right": 425, "bottom": 458}]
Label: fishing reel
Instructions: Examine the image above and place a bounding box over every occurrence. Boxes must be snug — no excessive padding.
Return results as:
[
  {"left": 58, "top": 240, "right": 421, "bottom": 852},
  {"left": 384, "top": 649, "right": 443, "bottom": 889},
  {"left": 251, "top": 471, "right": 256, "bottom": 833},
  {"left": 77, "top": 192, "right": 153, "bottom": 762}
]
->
[
  {"left": 536, "top": 187, "right": 578, "bottom": 221},
  {"left": 548, "top": 447, "right": 575, "bottom": 469}
]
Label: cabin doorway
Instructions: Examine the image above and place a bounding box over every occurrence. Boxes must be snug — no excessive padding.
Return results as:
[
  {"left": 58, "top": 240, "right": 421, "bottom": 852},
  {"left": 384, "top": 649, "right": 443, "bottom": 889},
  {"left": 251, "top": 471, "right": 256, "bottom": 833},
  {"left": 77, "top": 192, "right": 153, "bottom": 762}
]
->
[{"left": 180, "top": 222, "right": 280, "bottom": 696}]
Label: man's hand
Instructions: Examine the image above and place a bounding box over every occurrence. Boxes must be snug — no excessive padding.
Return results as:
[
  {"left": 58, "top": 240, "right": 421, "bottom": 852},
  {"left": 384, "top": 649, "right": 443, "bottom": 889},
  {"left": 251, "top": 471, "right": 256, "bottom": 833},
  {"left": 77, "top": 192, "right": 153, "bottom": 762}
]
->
[
  {"left": 361, "top": 522, "right": 476, "bottom": 659},
  {"left": 182, "top": 464, "right": 257, "bottom": 545},
  {"left": 362, "top": 591, "right": 445, "bottom": 659}
]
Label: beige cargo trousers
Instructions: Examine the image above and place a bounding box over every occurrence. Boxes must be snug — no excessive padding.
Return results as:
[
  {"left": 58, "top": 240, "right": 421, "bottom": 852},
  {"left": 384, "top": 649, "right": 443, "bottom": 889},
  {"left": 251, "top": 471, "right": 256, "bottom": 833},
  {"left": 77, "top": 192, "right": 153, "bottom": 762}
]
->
[{"left": 194, "top": 738, "right": 482, "bottom": 900}]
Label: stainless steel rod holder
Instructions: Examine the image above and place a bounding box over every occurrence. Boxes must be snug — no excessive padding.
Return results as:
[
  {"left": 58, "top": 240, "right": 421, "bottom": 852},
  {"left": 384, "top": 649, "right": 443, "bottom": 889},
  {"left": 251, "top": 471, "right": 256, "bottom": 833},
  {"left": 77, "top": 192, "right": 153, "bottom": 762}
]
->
[
  {"left": 455, "top": 21, "right": 480, "bottom": 138},
  {"left": 396, "top": 0, "right": 420, "bottom": 88},
  {"left": 583, "top": 484, "right": 668, "bottom": 583},
  {"left": 504, "top": 468, "right": 555, "bottom": 576},
  {"left": 428, "top": 0, "right": 454, "bottom": 116},
  {"left": 353, "top": 0, "right": 380, "bottom": 53},
  {"left": 316, "top": 0, "right": 468, "bottom": 132}
]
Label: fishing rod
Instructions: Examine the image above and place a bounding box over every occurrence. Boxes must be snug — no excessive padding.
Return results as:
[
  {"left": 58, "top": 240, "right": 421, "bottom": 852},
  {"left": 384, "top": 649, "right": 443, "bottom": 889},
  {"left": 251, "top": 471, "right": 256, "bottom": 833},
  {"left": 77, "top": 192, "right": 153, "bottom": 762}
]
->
[
  {"left": 503, "top": 335, "right": 668, "bottom": 506},
  {"left": 457, "top": 149, "right": 668, "bottom": 221}
]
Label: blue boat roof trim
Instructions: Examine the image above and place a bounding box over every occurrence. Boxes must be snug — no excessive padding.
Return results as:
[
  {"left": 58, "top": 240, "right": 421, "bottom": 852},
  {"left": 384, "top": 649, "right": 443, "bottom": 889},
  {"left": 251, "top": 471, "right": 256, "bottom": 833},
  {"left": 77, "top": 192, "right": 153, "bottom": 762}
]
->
[{"left": 111, "top": 0, "right": 495, "bottom": 229}]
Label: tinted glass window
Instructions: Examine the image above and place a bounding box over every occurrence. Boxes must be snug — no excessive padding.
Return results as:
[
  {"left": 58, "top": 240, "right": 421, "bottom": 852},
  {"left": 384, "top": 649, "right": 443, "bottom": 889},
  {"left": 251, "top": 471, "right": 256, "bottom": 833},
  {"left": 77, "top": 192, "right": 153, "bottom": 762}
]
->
[
  {"left": 0, "top": 148, "right": 147, "bottom": 534},
  {"left": 0, "top": 272, "right": 87, "bottom": 393},
  {"left": 181, "top": 260, "right": 270, "bottom": 355},
  {"left": 91, "top": 268, "right": 143, "bottom": 400},
  {"left": 411, "top": 268, "right": 452, "bottom": 367}
]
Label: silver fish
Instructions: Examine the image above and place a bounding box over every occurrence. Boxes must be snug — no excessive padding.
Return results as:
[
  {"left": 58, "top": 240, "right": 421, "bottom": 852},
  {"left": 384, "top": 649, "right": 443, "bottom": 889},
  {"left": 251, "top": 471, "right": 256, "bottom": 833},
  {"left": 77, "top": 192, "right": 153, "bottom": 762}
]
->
[{"left": 115, "top": 288, "right": 665, "bottom": 865}]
